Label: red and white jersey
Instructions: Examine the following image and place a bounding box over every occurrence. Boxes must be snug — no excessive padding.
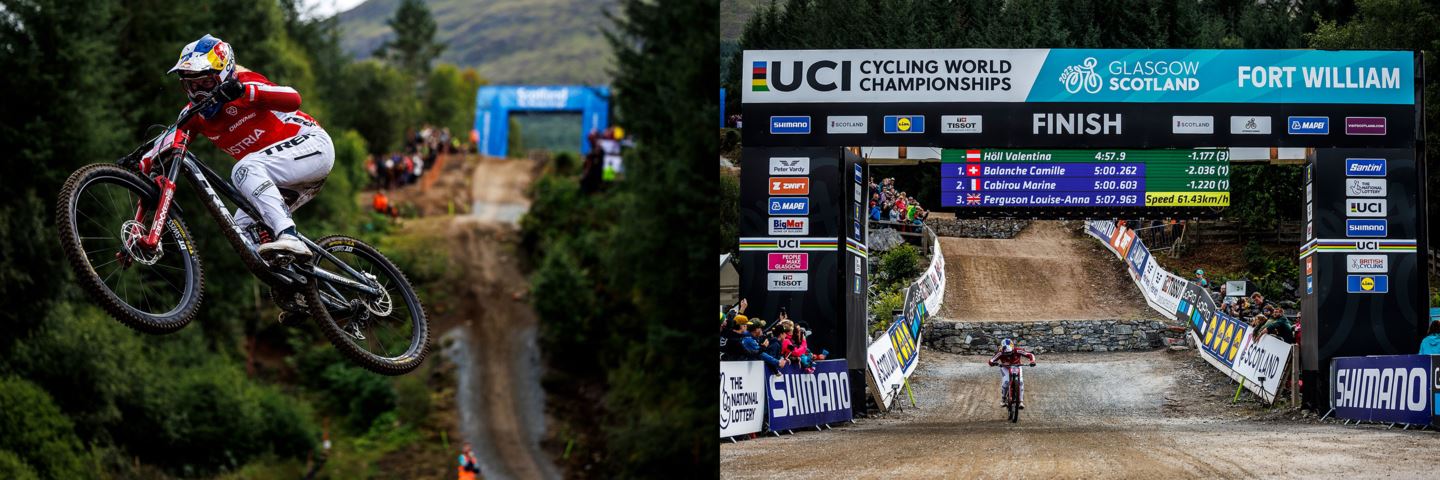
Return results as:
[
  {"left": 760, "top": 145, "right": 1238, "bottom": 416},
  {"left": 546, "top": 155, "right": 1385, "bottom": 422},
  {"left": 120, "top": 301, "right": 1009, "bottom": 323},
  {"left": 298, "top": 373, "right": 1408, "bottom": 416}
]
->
[
  {"left": 183, "top": 71, "right": 319, "bottom": 160},
  {"left": 989, "top": 348, "right": 1036, "bottom": 366}
]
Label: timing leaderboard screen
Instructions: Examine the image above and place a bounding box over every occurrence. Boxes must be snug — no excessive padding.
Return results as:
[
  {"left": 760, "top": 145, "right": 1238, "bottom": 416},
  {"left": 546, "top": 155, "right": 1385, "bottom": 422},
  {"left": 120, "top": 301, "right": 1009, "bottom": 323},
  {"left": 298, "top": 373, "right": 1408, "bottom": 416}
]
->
[{"left": 940, "top": 149, "right": 1231, "bottom": 208}]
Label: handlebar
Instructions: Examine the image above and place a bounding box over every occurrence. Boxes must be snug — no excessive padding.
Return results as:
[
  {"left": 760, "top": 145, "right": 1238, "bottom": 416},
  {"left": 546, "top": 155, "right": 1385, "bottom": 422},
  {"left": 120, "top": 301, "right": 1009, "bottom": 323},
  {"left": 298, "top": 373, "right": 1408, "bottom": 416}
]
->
[{"left": 118, "top": 93, "right": 220, "bottom": 168}]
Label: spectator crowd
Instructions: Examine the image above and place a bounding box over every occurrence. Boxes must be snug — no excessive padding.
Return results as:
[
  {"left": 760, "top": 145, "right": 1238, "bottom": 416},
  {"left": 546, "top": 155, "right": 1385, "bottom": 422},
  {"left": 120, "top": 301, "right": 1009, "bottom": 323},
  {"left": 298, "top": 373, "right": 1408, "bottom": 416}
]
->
[
  {"left": 1192, "top": 269, "right": 1297, "bottom": 344},
  {"left": 364, "top": 124, "right": 463, "bottom": 190},
  {"left": 719, "top": 298, "right": 827, "bottom": 375},
  {"left": 868, "top": 177, "right": 929, "bottom": 227}
]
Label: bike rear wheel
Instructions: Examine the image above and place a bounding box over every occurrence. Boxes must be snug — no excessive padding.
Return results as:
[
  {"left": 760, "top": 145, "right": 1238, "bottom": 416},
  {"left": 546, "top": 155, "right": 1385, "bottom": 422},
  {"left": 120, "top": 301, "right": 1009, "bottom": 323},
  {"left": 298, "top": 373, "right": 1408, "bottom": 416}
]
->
[
  {"left": 307, "top": 235, "right": 429, "bottom": 375},
  {"left": 56, "top": 164, "right": 204, "bottom": 333}
]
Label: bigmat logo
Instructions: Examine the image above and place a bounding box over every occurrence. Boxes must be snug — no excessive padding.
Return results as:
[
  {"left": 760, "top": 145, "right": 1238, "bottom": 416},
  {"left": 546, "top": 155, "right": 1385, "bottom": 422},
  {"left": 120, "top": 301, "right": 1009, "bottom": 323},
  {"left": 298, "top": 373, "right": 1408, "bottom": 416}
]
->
[
  {"left": 768, "top": 217, "right": 810, "bottom": 235},
  {"left": 768, "top": 177, "right": 810, "bottom": 195}
]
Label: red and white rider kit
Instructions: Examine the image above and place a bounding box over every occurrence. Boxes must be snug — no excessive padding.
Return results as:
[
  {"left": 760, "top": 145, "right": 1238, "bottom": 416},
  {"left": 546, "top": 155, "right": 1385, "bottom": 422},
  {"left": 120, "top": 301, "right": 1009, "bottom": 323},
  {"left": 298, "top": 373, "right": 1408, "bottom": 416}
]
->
[
  {"left": 989, "top": 338, "right": 1037, "bottom": 407},
  {"left": 169, "top": 34, "right": 332, "bottom": 258}
]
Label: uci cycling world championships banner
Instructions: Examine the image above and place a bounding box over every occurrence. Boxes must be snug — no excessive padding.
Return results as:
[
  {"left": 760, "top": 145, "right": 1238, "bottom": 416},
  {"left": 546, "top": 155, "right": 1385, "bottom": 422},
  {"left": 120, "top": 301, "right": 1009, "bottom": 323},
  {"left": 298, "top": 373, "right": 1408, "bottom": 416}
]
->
[{"left": 742, "top": 49, "right": 1414, "bottom": 105}]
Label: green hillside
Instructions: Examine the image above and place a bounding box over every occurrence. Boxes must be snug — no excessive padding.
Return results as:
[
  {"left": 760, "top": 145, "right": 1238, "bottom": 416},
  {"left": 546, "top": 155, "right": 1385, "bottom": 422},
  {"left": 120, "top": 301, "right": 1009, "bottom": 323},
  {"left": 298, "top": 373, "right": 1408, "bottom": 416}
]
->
[
  {"left": 720, "top": 0, "right": 768, "bottom": 42},
  {"left": 338, "top": 0, "right": 616, "bottom": 85}
]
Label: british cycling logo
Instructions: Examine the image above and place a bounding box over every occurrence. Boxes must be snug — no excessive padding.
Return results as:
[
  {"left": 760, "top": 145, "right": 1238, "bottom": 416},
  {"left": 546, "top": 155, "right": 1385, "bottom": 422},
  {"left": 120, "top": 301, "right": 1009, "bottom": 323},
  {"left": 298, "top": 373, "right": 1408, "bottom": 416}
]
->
[{"left": 1060, "top": 57, "right": 1103, "bottom": 94}]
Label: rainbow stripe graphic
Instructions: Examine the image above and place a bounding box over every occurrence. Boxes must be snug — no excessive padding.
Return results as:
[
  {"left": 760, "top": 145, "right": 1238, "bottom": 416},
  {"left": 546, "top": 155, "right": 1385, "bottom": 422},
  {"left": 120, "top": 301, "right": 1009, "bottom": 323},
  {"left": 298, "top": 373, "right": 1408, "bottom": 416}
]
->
[
  {"left": 845, "top": 238, "right": 868, "bottom": 259},
  {"left": 751, "top": 61, "right": 768, "bottom": 92},
  {"left": 1297, "top": 238, "right": 1417, "bottom": 258},
  {"left": 738, "top": 237, "right": 836, "bottom": 251}
]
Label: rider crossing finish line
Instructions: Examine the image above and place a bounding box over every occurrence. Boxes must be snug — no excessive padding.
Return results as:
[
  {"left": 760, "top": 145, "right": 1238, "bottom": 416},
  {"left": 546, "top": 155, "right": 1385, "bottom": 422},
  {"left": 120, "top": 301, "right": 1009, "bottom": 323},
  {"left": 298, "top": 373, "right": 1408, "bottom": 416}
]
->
[
  {"left": 988, "top": 339, "right": 1037, "bottom": 409},
  {"left": 168, "top": 34, "right": 334, "bottom": 261}
]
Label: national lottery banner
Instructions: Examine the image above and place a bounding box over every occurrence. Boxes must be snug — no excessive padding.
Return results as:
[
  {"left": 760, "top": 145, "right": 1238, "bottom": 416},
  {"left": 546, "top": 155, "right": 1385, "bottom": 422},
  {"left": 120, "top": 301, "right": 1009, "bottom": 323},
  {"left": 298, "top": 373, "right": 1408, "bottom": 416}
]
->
[
  {"left": 766, "top": 359, "right": 853, "bottom": 431},
  {"left": 720, "top": 361, "right": 766, "bottom": 438},
  {"left": 864, "top": 317, "right": 921, "bottom": 410},
  {"left": 902, "top": 229, "right": 947, "bottom": 339},
  {"left": 743, "top": 49, "right": 1414, "bottom": 105},
  {"left": 1230, "top": 332, "right": 1293, "bottom": 403},
  {"left": 1329, "top": 355, "right": 1434, "bottom": 426}
]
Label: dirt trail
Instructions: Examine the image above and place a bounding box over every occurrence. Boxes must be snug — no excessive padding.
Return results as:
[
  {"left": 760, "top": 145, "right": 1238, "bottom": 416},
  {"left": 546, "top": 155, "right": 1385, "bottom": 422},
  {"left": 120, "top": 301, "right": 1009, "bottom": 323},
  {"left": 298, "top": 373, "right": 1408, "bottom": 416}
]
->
[
  {"left": 404, "top": 155, "right": 557, "bottom": 479},
  {"left": 721, "top": 350, "right": 1440, "bottom": 479},
  {"left": 938, "top": 221, "right": 1152, "bottom": 322}
]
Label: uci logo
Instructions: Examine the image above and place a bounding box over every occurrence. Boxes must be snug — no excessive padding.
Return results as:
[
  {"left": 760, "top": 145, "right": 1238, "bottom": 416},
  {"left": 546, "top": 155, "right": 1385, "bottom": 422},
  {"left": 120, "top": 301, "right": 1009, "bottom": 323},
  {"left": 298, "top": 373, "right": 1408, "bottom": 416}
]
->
[{"left": 754, "top": 60, "right": 853, "bottom": 92}]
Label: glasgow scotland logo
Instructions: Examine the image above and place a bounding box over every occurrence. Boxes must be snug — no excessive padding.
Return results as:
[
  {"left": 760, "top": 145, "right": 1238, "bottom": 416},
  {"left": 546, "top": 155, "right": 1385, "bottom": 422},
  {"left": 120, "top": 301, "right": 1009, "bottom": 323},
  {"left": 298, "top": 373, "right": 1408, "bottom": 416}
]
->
[{"left": 1060, "top": 57, "right": 1103, "bottom": 94}]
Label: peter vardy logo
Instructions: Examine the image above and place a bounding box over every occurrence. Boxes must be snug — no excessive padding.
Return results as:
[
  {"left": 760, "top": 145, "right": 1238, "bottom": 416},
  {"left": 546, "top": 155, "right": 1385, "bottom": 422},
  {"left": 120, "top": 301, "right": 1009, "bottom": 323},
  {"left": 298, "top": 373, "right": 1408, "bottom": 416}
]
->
[
  {"left": 1345, "top": 219, "right": 1387, "bottom": 237},
  {"left": 1287, "top": 116, "right": 1329, "bottom": 135},
  {"left": 1059, "top": 57, "right": 1103, "bottom": 94},
  {"left": 768, "top": 197, "right": 810, "bottom": 215},
  {"left": 769, "top": 116, "right": 811, "bottom": 134},
  {"left": 1344, "top": 158, "right": 1386, "bottom": 177}
]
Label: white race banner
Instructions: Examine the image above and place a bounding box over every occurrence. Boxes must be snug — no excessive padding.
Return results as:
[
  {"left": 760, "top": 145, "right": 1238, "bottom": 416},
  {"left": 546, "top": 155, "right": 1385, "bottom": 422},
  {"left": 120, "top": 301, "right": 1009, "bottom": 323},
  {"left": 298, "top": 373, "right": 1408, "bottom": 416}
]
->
[
  {"left": 744, "top": 49, "right": 1046, "bottom": 103},
  {"left": 1230, "top": 332, "right": 1293, "bottom": 403},
  {"left": 720, "top": 361, "right": 766, "bottom": 437}
]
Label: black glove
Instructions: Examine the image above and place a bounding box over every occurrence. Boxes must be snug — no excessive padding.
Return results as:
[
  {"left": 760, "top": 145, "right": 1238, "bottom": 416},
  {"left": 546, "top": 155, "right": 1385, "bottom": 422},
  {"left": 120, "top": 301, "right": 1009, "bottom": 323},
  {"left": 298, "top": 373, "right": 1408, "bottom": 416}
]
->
[
  {"left": 215, "top": 79, "right": 246, "bottom": 104},
  {"left": 988, "top": 362, "right": 996, "bottom": 366},
  {"left": 1029, "top": 362, "right": 1036, "bottom": 367}
]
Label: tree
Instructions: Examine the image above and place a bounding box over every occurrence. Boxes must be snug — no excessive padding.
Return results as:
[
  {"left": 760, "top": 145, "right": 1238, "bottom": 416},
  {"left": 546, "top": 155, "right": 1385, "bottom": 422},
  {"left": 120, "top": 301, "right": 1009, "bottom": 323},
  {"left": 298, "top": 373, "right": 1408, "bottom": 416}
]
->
[{"left": 373, "top": 0, "right": 446, "bottom": 77}]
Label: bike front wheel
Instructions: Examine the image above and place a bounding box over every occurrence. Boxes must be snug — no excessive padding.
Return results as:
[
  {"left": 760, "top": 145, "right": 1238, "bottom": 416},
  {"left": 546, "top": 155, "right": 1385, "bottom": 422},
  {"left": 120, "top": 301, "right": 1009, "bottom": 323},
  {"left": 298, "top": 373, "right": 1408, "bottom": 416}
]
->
[
  {"left": 56, "top": 164, "right": 205, "bottom": 333},
  {"left": 307, "top": 235, "right": 429, "bottom": 375}
]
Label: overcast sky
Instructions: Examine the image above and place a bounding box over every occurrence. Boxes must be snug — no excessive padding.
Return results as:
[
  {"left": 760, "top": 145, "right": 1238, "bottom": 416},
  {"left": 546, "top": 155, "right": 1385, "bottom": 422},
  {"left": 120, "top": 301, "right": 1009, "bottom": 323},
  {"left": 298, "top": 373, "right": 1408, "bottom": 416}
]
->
[{"left": 299, "top": 0, "right": 367, "bottom": 19}]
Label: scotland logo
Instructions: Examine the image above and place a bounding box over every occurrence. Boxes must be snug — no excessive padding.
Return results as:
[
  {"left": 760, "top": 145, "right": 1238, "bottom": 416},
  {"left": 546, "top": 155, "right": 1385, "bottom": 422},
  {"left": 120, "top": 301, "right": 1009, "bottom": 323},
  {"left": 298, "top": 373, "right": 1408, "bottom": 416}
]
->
[{"left": 1060, "top": 57, "right": 1102, "bottom": 94}]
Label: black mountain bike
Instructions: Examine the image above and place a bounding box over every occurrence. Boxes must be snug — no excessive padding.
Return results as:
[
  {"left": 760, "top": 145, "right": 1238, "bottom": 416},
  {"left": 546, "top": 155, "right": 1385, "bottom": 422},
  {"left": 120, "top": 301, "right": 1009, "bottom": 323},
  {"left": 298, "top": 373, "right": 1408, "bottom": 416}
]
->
[{"left": 56, "top": 93, "right": 429, "bottom": 375}]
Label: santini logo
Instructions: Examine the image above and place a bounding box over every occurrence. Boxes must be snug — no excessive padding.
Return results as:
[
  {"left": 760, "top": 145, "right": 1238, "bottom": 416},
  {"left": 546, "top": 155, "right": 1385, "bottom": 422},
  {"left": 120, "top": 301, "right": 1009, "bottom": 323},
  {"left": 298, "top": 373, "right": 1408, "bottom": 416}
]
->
[{"left": 1344, "top": 158, "right": 1386, "bottom": 177}]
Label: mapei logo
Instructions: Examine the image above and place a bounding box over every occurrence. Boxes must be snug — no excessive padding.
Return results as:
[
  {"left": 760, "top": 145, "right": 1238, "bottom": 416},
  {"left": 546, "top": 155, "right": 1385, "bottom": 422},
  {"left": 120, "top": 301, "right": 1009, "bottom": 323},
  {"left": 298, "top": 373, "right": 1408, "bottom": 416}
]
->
[
  {"left": 1344, "top": 158, "right": 1386, "bottom": 177},
  {"left": 768, "top": 197, "right": 809, "bottom": 215},
  {"left": 769, "top": 116, "right": 811, "bottom": 134},
  {"left": 1287, "top": 116, "right": 1329, "bottom": 135}
]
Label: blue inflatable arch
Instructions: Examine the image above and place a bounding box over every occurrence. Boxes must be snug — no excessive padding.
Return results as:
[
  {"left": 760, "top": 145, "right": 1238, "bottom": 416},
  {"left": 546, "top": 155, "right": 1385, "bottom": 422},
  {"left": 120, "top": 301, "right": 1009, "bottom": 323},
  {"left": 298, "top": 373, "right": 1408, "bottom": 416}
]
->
[{"left": 473, "top": 85, "right": 610, "bottom": 158}]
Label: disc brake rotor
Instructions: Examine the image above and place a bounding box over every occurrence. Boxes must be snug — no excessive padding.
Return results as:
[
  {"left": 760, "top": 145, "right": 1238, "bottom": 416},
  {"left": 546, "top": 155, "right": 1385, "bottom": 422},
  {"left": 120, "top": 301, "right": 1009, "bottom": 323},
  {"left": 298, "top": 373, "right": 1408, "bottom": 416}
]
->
[
  {"left": 119, "top": 220, "right": 163, "bottom": 266},
  {"left": 362, "top": 272, "right": 393, "bottom": 317}
]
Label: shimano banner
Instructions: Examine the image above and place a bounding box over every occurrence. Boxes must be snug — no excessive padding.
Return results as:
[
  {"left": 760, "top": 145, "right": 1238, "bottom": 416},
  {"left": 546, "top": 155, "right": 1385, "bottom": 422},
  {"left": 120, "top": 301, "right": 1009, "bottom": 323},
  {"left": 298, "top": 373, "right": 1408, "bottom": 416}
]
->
[
  {"left": 743, "top": 49, "right": 1413, "bottom": 104},
  {"left": 1330, "top": 355, "right": 1433, "bottom": 426},
  {"left": 720, "top": 361, "right": 766, "bottom": 438},
  {"left": 766, "top": 359, "right": 853, "bottom": 431}
]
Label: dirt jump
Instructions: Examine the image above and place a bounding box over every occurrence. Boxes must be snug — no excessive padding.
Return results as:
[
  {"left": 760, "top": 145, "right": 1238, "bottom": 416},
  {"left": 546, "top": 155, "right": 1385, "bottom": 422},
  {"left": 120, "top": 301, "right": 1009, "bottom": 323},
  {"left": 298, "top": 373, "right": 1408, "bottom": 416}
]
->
[
  {"left": 721, "top": 350, "right": 1440, "bottom": 479},
  {"left": 938, "top": 220, "right": 1154, "bottom": 322}
]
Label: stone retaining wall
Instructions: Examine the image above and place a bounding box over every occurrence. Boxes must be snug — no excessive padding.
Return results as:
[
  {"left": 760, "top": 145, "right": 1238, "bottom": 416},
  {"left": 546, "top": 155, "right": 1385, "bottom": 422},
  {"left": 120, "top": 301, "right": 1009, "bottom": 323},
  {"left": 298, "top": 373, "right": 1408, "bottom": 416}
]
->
[
  {"left": 923, "top": 318, "right": 1184, "bottom": 354},
  {"left": 925, "top": 218, "right": 1031, "bottom": 239}
]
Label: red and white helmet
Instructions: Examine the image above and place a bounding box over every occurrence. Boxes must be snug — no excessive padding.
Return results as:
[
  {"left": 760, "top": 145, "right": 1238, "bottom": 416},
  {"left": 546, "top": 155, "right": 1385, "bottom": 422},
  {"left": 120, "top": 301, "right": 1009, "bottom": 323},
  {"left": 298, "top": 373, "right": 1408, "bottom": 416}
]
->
[{"left": 167, "top": 34, "right": 236, "bottom": 103}]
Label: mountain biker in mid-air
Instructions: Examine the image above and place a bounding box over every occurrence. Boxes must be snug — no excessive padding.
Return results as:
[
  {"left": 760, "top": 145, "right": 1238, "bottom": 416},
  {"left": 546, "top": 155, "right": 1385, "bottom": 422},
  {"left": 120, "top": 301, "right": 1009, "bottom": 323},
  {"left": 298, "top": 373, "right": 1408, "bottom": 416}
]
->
[
  {"left": 167, "top": 34, "right": 333, "bottom": 263},
  {"left": 988, "top": 338, "right": 1036, "bottom": 409}
]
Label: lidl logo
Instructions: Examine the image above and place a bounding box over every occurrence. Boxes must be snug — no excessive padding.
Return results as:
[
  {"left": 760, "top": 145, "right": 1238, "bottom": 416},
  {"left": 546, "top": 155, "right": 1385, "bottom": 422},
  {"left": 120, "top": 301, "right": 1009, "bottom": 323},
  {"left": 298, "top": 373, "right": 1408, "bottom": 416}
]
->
[
  {"left": 1346, "top": 275, "right": 1389, "bottom": 293},
  {"left": 751, "top": 61, "right": 768, "bottom": 92},
  {"left": 1287, "top": 116, "right": 1329, "bottom": 135},
  {"left": 884, "top": 115, "right": 925, "bottom": 134}
]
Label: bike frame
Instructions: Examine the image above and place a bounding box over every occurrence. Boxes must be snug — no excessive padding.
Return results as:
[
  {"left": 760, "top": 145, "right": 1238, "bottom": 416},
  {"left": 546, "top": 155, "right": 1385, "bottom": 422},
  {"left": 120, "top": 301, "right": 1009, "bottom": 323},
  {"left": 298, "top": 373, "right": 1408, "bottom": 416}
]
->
[{"left": 128, "top": 102, "right": 383, "bottom": 305}]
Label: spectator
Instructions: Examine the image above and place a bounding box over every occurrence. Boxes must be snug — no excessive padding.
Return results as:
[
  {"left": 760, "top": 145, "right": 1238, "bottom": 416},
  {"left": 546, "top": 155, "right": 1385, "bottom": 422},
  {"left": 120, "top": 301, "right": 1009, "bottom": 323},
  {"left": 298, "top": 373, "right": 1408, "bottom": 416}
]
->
[
  {"left": 1264, "top": 315, "right": 1296, "bottom": 343},
  {"left": 758, "top": 323, "right": 788, "bottom": 375},
  {"left": 1194, "top": 269, "right": 1209, "bottom": 289},
  {"left": 720, "top": 318, "right": 749, "bottom": 360},
  {"left": 457, "top": 443, "right": 479, "bottom": 480},
  {"left": 869, "top": 200, "right": 881, "bottom": 221},
  {"left": 1249, "top": 314, "right": 1268, "bottom": 340},
  {"left": 1421, "top": 322, "right": 1440, "bottom": 354}
]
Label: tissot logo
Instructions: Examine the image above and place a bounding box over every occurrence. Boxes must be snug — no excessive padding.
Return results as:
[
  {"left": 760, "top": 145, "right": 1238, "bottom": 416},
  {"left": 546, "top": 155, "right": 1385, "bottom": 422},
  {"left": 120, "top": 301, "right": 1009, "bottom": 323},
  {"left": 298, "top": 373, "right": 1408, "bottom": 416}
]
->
[{"left": 941, "top": 115, "right": 982, "bottom": 133}]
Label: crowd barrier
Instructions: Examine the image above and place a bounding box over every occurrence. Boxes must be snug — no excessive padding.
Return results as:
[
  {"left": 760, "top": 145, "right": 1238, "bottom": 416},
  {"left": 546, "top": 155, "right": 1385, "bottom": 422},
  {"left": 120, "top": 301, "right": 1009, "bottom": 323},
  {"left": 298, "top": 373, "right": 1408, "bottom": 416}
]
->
[
  {"left": 720, "top": 359, "right": 854, "bottom": 439},
  {"left": 866, "top": 226, "right": 944, "bottom": 411},
  {"left": 1086, "top": 220, "right": 1293, "bottom": 403},
  {"left": 1329, "top": 354, "right": 1438, "bottom": 427}
]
